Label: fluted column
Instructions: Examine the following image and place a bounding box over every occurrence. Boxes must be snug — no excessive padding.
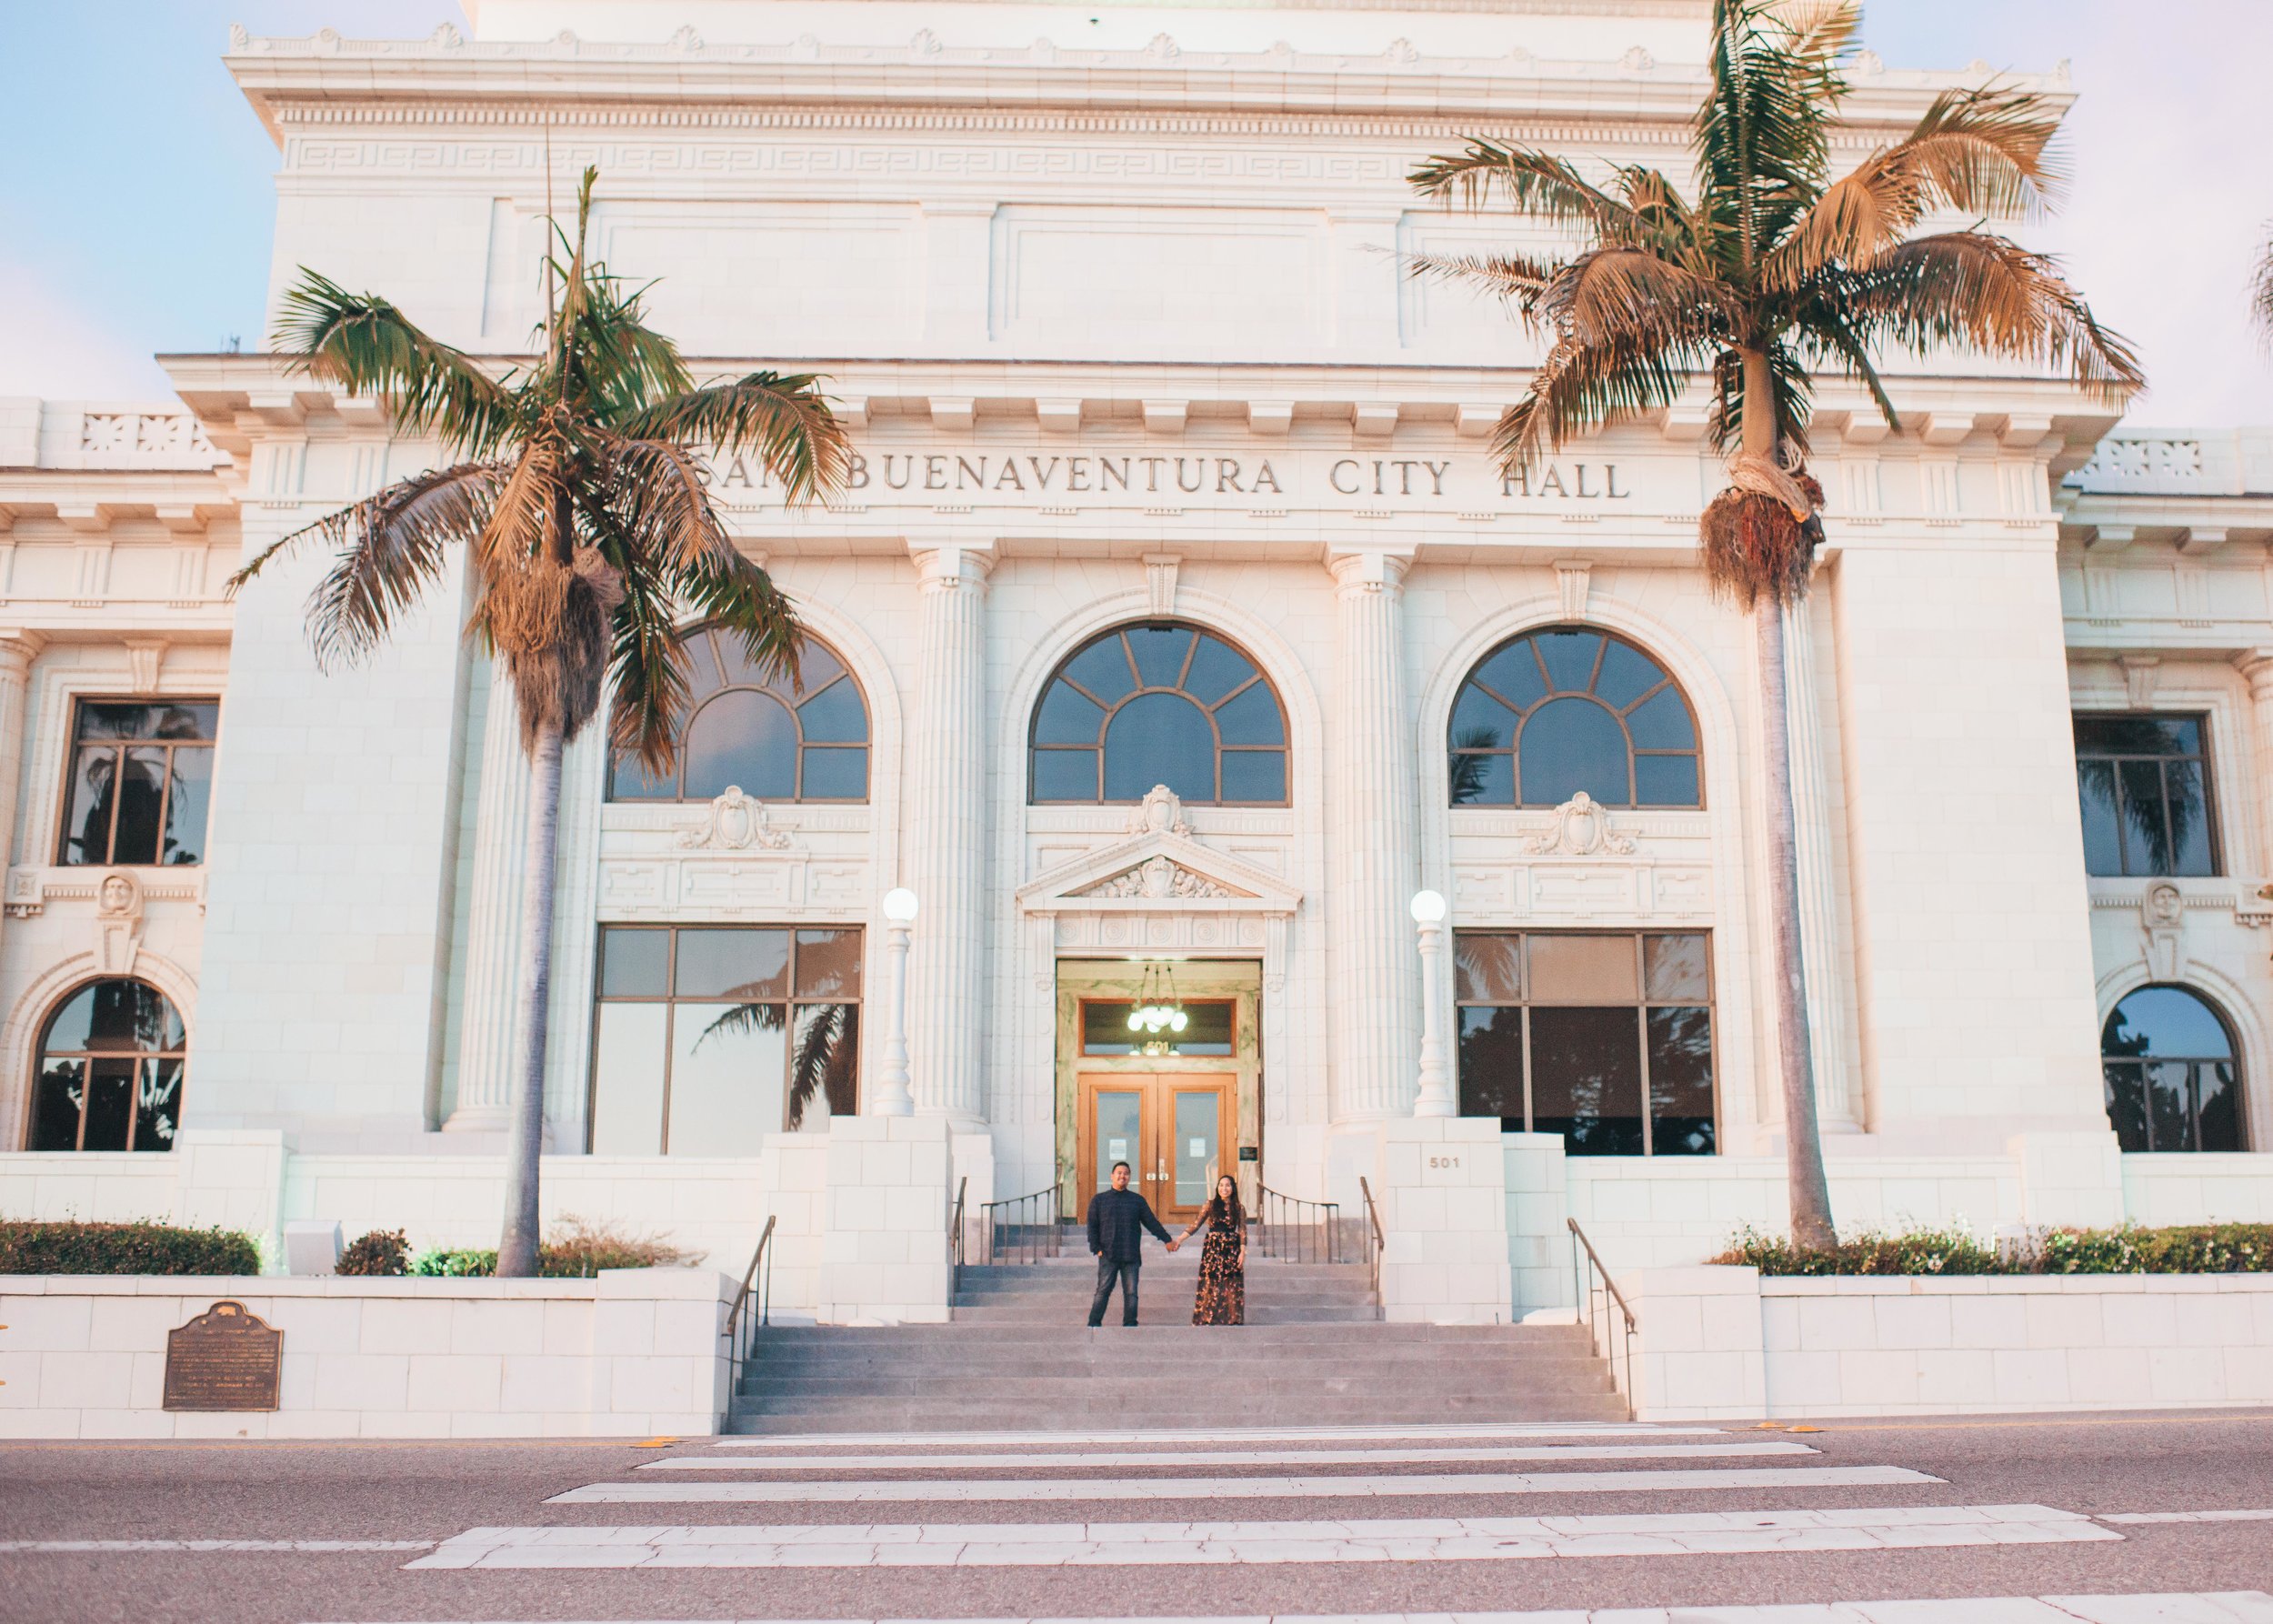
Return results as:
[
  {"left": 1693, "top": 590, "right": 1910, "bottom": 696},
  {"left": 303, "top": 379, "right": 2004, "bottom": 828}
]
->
[
  {"left": 1781, "top": 596, "right": 1858, "bottom": 1131},
  {"left": 2234, "top": 649, "right": 2273, "bottom": 879},
  {"left": 1327, "top": 551, "right": 1418, "bottom": 1121},
  {"left": 0, "top": 633, "right": 44, "bottom": 880},
  {"left": 446, "top": 663, "right": 532, "bottom": 1133},
  {"left": 904, "top": 546, "right": 992, "bottom": 1124}
]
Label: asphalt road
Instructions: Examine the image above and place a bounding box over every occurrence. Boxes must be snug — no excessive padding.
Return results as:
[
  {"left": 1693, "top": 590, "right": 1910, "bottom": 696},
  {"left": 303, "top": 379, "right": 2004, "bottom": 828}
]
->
[{"left": 3, "top": 1411, "right": 2271, "bottom": 1622}]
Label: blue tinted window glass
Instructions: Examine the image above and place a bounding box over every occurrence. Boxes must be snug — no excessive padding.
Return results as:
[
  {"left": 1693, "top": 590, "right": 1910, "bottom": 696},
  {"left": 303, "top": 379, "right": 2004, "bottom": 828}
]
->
[
  {"left": 1449, "top": 751, "right": 1515, "bottom": 806},
  {"left": 1061, "top": 637, "right": 1136, "bottom": 703},
  {"left": 1595, "top": 640, "right": 1668, "bottom": 709},
  {"left": 1449, "top": 687, "right": 1516, "bottom": 751},
  {"left": 1125, "top": 626, "right": 1195, "bottom": 688},
  {"left": 1536, "top": 630, "right": 1603, "bottom": 692},
  {"left": 1182, "top": 637, "right": 1257, "bottom": 705},
  {"left": 1520, "top": 697, "right": 1629, "bottom": 806},
  {"left": 1104, "top": 692, "right": 1217, "bottom": 802},
  {"left": 1033, "top": 749, "right": 1098, "bottom": 801},
  {"left": 1626, "top": 688, "right": 1696, "bottom": 750},
  {"left": 1472, "top": 641, "right": 1548, "bottom": 710},
  {"left": 1213, "top": 682, "right": 1285, "bottom": 747},
  {"left": 795, "top": 677, "right": 867, "bottom": 744},
  {"left": 799, "top": 747, "right": 867, "bottom": 800},
  {"left": 1034, "top": 682, "right": 1106, "bottom": 746},
  {"left": 1634, "top": 754, "right": 1698, "bottom": 807},
  {"left": 684, "top": 690, "right": 797, "bottom": 801},
  {"left": 2077, "top": 759, "right": 2122, "bottom": 876},
  {"left": 2103, "top": 987, "right": 2234, "bottom": 1060},
  {"left": 1218, "top": 750, "right": 1286, "bottom": 804}
]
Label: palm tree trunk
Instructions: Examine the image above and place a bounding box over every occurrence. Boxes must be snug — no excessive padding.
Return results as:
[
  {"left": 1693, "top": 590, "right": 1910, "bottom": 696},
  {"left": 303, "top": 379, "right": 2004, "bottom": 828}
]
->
[
  {"left": 497, "top": 715, "right": 566, "bottom": 1278},
  {"left": 1740, "top": 347, "right": 1837, "bottom": 1253}
]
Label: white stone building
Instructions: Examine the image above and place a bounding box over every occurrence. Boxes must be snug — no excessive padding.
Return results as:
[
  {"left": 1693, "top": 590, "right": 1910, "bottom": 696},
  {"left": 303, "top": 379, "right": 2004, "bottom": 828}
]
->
[{"left": 1, "top": 0, "right": 2268, "bottom": 1319}]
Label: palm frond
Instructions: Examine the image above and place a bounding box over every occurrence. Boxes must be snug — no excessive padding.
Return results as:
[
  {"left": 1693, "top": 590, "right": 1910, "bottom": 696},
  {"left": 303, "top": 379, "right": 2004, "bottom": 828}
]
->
[
  {"left": 616, "top": 373, "right": 850, "bottom": 506},
  {"left": 1840, "top": 232, "right": 2145, "bottom": 400},
  {"left": 1493, "top": 329, "right": 1707, "bottom": 475},
  {"left": 602, "top": 437, "right": 740, "bottom": 573},
  {"left": 1765, "top": 86, "right": 2063, "bottom": 288},
  {"left": 694, "top": 1001, "right": 788, "bottom": 1051},
  {"left": 678, "top": 539, "right": 804, "bottom": 694},
  {"left": 272, "top": 272, "right": 520, "bottom": 457},
  {"left": 1539, "top": 248, "right": 1743, "bottom": 355},
  {"left": 1699, "top": 0, "right": 1847, "bottom": 276},
  {"left": 597, "top": 556, "right": 698, "bottom": 777},
  {"left": 2253, "top": 224, "right": 2273, "bottom": 345},
  {"left": 1406, "top": 142, "right": 1641, "bottom": 239},
  {"left": 1398, "top": 249, "right": 1562, "bottom": 322},
  {"left": 227, "top": 462, "right": 506, "bottom": 669},
  {"left": 786, "top": 1004, "right": 845, "bottom": 1131}
]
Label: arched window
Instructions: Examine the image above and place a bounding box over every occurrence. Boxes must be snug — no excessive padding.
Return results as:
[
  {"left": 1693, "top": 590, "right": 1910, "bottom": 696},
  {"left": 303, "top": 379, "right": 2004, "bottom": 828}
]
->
[
  {"left": 2101, "top": 986, "right": 2247, "bottom": 1153},
  {"left": 27, "top": 978, "right": 186, "bottom": 1153},
  {"left": 1449, "top": 627, "right": 1701, "bottom": 808},
  {"left": 609, "top": 627, "right": 869, "bottom": 803},
  {"left": 1031, "top": 623, "right": 1288, "bottom": 805}
]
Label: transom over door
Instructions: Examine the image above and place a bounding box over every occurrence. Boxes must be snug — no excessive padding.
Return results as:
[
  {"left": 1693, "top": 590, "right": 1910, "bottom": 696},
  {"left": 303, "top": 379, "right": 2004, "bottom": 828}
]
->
[{"left": 1077, "top": 1074, "right": 1232, "bottom": 1227}]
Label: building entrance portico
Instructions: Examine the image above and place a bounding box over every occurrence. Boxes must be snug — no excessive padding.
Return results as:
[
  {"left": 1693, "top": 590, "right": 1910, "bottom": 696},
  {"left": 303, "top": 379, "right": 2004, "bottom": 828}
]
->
[{"left": 1078, "top": 1074, "right": 1234, "bottom": 1226}]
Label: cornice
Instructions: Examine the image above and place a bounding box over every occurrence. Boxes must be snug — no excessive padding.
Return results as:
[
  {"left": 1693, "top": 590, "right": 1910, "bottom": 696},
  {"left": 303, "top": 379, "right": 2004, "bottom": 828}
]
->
[{"left": 229, "top": 27, "right": 2064, "bottom": 140}]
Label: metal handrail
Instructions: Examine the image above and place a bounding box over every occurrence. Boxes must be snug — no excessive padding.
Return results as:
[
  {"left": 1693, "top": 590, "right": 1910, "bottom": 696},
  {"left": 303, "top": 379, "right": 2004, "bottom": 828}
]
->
[
  {"left": 1357, "top": 1176, "right": 1387, "bottom": 1307},
  {"left": 979, "top": 1184, "right": 1063, "bottom": 1265},
  {"left": 1567, "top": 1216, "right": 1637, "bottom": 1415},
  {"left": 1256, "top": 1183, "right": 1344, "bottom": 1264},
  {"left": 723, "top": 1214, "right": 776, "bottom": 1398},
  {"left": 948, "top": 1175, "right": 968, "bottom": 1295}
]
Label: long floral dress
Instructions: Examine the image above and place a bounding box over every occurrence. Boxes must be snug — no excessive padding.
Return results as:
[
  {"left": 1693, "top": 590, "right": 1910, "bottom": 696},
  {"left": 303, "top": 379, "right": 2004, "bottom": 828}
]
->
[{"left": 1190, "top": 1201, "right": 1246, "bottom": 1326}]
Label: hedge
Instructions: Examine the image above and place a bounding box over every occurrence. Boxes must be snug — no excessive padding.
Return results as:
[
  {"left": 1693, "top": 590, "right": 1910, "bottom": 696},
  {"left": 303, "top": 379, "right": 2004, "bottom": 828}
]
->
[
  {"left": 0, "top": 1219, "right": 262, "bottom": 1276},
  {"left": 409, "top": 1217, "right": 698, "bottom": 1279},
  {"left": 1710, "top": 1221, "right": 2273, "bottom": 1277}
]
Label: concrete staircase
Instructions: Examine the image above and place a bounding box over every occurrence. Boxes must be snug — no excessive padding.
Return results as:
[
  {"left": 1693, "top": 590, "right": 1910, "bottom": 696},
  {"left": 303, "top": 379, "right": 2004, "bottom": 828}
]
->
[{"left": 726, "top": 1243, "right": 1625, "bottom": 1434}]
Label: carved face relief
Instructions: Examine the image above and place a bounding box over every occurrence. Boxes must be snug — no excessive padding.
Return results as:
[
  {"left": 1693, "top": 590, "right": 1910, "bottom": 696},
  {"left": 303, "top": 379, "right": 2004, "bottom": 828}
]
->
[
  {"left": 97, "top": 873, "right": 138, "bottom": 917},
  {"left": 2144, "top": 880, "right": 2184, "bottom": 928}
]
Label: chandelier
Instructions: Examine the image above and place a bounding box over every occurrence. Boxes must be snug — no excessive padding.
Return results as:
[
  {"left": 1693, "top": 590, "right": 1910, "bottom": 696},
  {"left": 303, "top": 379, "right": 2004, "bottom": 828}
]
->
[{"left": 1126, "top": 961, "right": 1188, "bottom": 1052}]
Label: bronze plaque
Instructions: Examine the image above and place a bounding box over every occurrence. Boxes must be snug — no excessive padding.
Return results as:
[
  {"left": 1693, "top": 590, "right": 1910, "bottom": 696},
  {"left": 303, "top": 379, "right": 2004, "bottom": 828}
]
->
[{"left": 162, "top": 1301, "right": 282, "bottom": 1412}]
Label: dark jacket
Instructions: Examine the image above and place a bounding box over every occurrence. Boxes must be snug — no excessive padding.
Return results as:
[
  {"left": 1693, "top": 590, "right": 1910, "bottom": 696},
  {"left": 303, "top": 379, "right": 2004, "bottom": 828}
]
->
[{"left": 1086, "top": 1187, "right": 1172, "bottom": 1264}]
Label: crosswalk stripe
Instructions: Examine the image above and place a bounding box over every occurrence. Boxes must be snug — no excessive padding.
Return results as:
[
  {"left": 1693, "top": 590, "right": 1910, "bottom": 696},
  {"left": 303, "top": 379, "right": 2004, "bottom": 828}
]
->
[
  {"left": 552, "top": 1466, "right": 1934, "bottom": 1505},
  {"left": 0, "top": 1539, "right": 435, "bottom": 1553},
  {"left": 408, "top": 1503, "right": 2116, "bottom": 1569},
  {"left": 711, "top": 1424, "right": 1724, "bottom": 1449},
  {"left": 2098, "top": 1509, "right": 2273, "bottom": 1524},
  {"left": 287, "top": 1599, "right": 2273, "bottom": 1623},
  {"left": 646, "top": 1443, "right": 1820, "bottom": 1472}
]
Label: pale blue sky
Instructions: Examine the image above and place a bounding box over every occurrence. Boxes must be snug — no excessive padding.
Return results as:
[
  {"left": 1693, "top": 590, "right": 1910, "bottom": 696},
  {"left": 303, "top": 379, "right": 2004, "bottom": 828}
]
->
[{"left": 2, "top": 2, "right": 2264, "bottom": 424}]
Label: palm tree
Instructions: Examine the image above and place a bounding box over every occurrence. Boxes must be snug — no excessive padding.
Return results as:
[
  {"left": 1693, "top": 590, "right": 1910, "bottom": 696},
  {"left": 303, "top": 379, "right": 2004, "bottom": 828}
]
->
[
  {"left": 1408, "top": 0, "right": 2140, "bottom": 1249},
  {"left": 232, "top": 169, "right": 849, "bottom": 1274}
]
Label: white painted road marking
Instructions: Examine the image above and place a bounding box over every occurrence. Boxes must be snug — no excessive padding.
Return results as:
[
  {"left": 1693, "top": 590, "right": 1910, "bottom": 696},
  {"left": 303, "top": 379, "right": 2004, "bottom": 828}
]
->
[
  {"left": 408, "top": 1503, "right": 2116, "bottom": 1569},
  {"left": 2099, "top": 1509, "right": 2273, "bottom": 1524},
  {"left": 295, "top": 1599, "right": 2273, "bottom": 1623},
  {"left": 0, "top": 1539, "right": 436, "bottom": 1553},
  {"left": 712, "top": 1424, "right": 1727, "bottom": 1449},
  {"left": 553, "top": 1466, "right": 1935, "bottom": 1505},
  {"left": 646, "top": 1443, "right": 1821, "bottom": 1471}
]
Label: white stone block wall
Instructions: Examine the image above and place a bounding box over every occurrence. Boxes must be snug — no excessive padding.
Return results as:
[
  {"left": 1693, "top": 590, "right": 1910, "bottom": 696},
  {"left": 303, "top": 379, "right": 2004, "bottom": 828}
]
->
[
  {"left": 1374, "top": 1116, "right": 1512, "bottom": 1325},
  {"left": 1503, "top": 1130, "right": 1573, "bottom": 1316},
  {"left": 816, "top": 1115, "right": 954, "bottom": 1325},
  {"left": 2121, "top": 1154, "right": 2273, "bottom": 1226},
  {"left": 0, "top": 1268, "right": 732, "bottom": 1439},
  {"left": 1627, "top": 1266, "right": 2273, "bottom": 1421}
]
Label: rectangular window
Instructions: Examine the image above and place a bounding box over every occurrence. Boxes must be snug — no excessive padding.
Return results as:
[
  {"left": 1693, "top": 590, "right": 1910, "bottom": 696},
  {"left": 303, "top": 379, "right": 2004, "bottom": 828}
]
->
[
  {"left": 1454, "top": 930, "right": 1717, "bottom": 1157},
  {"left": 57, "top": 700, "right": 220, "bottom": 867},
  {"left": 586, "top": 925, "right": 861, "bottom": 1155},
  {"left": 2074, "top": 713, "right": 2218, "bottom": 877},
  {"left": 1079, "top": 998, "right": 1235, "bottom": 1056}
]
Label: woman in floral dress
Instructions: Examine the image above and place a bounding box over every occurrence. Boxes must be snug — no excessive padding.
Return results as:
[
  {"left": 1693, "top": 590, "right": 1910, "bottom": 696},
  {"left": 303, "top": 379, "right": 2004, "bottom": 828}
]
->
[{"left": 1178, "top": 1175, "right": 1247, "bottom": 1326}]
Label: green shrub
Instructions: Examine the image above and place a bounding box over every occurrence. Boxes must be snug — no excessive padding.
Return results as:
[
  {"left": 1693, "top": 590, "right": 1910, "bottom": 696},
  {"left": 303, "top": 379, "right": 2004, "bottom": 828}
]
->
[
  {"left": 408, "top": 1218, "right": 696, "bottom": 1279},
  {"left": 0, "top": 1219, "right": 261, "bottom": 1276},
  {"left": 1709, "top": 1220, "right": 2273, "bottom": 1276},
  {"left": 335, "top": 1228, "right": 409, "bottom": 1277}
]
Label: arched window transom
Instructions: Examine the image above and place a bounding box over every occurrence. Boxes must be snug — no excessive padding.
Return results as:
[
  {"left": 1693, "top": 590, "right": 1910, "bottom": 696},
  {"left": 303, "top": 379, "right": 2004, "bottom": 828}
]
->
[
  {"left": 1449, "top": 627, "right": 1700, "bottom": 808},
  {"left": 29, "top": 978, "right": 187, "bottom": 1153},
  {"left": 2101, "top": 986, "right": 2247, "bottom": 1153},
  {"left": 1031, "top": 623, "right": 1287, "bottom": 805},
  {"left": 610, "top": 627, "right": 869, "bottom": 804}
]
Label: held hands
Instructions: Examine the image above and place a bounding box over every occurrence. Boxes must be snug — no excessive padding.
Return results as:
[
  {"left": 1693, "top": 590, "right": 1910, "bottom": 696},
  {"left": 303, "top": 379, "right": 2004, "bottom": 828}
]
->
[{"left": 1166, "top": 1238, "right": 1181, "bottom": 1252}]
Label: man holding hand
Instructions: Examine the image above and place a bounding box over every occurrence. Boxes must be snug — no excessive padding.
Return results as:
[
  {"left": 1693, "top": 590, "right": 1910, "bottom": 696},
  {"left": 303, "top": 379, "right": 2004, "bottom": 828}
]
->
[{"left": 1085, "top": 1160, "right": 1176, "bottom": 1328}]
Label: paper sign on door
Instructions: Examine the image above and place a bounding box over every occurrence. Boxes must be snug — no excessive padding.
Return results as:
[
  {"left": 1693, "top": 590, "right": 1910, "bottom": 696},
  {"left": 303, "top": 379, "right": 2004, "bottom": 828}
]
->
[
  {"left": 1189, "top": 1138, "right": 1206, "bottom": 1156},
  {"left": 1107, "top": 1138, "right": 1127, "bottom": 1159}
]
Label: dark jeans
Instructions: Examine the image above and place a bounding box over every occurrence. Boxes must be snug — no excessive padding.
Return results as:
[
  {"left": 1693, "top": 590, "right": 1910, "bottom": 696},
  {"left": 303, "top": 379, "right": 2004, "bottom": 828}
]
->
[{"left": 1087, "top": 1257, "right": 1140, "bottom": 1326}]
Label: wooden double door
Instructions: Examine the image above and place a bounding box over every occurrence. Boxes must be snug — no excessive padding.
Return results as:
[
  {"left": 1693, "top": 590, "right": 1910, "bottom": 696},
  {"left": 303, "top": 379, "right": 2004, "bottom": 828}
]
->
[{"left": 1077, "top": 1073, "right": 1233, "bottom": 1227}]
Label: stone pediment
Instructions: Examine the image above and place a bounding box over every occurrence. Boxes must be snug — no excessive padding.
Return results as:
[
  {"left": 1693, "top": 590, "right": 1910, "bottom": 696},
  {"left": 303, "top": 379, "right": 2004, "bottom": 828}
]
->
[{"left": 1016, "top": 789, "right": 1300, "bottom": 916}]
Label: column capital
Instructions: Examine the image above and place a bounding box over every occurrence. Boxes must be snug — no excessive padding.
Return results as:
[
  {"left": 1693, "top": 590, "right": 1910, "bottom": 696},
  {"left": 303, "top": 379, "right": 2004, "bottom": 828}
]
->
[
  {"left": 1326, "top": 549, "right": 1410, "bottom": 597},
  {"left": 0, "top": 629, "right": 47, "bottom": 679},
  {"left": 911, "top": 544, "right": 995, "bottom": 592},
  {"left": 2236, "top": 647, "right": 2273, "bottom": 691}
]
